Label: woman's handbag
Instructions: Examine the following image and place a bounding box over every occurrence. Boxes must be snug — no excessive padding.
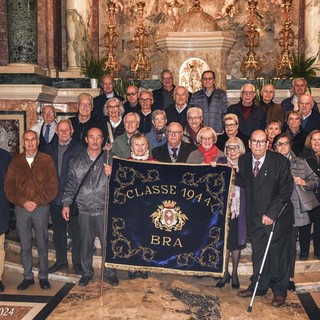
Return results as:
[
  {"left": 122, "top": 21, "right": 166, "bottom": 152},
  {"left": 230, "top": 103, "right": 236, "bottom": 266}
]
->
[{"left": 295, "top": 184, "right": 320, "bottom": 212}]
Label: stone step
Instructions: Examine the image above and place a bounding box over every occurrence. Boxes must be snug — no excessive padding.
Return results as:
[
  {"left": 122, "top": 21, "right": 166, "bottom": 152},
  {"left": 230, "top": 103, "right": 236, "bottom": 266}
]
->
[{"left": 6, "top": 230, "right": 320, "bottom": 292}]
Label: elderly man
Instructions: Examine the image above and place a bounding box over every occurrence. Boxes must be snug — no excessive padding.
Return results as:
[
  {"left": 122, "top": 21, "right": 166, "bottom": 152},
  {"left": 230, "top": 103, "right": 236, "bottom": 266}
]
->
[
  {"left": 227, "top": 83, "right": 266, "bottom": 137},
  {"left": 166, "top": 86, "right": 189, "bottom": 128},
  {"left": 43, "top": 119, "right": 85, "bottom": 275},
  {"left": 153, "top": 122, "right": 196, "bottom": 163},
  {"left": 138, "top": 90, "right": 154, "bottom": 133},
  {"left": 112, "top": 112, "right": 140, "bottom": 158},
  {"left": 0, "top": 148, "right": 11, "bottom": 292},
  {"left": 281, "top": 78, "right": 318, "bottom": 113},
  {"left": 62, "top": 127, "right": 118, "bottom": 286},
  {"left": 70, "top": 93, "right": 98, "bottom": 144},
  {"left": 31, "top": 105, "right": 58, "bottom": 152},
  {"left": 153, "top": 69, "right": 176, "bottom": 109},
  {"left": 123, "top": 85, "right": 141, "bottom": 115},
  {"left": 298, "top": 94, "right": 320, "bottom": 134},
  {"left": 258, "top": 84, "right": 285, "bottom": 124},
  {"left": 236, "top": 130, "right": 293, "bottom": 307},
  {"left": 92, "top": 74, "right": 124, "bottom": 118},
  {"left": 190, "top": 70, "right": 228, "bottom": 133},
  {"left": 4, "top": 130, "right": 58, "bottom": 290}
]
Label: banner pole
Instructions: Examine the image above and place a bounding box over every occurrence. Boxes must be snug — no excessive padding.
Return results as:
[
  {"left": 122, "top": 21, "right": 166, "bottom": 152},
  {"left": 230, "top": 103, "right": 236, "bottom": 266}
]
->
[{"left": 100, "top": 147, "right": 111, "bottom": 296}]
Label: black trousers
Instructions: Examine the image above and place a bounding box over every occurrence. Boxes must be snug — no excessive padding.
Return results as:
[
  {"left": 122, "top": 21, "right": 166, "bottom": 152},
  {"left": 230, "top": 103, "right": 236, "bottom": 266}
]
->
[
  {"left": 50, "top": 204, "right": 81, "bottom": 266},
  {"left": 248, "top": 227, "right": 291, "bottom": 298},
  {"left": 299, "top": 206, "right": 320, "bottom": 257}
]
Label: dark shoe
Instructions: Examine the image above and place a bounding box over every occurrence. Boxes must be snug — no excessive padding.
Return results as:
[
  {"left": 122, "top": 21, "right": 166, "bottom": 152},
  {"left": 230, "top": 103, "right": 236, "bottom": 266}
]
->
[
  {"left": 48, "top": 262, "right": 69, "bottom": 273},
  {"left": 271, "top": 295, "right": 286, "bottom": 307},
  {"left": 299, "top": 255, "right": 308, "bottom": 261},
  {"left": 73, "top": 264, "right": 83, "bottom": 275},
  {"left": 0, "top": 281, "right": 4, "bottom": 292},
  {"left": 237, "top": 289, "right": 265, "bottom": 298},
  {"left": 79, "top": 276, "right": 92, "bottom": 286},
  {"left": 139, "top": 272, "right": 148, "bottom": 279},
  {"left": 39, "top": 278, "right": 51, "bottom": 289},
  {"left": 128, "top": 271, "right": 137, "bottom": 279},
  {"left": 216, "top": 272, "right": 230, "bottom": 288},
  {"left": 287, "top": 280, "right": 296, "bottom": 291},
  {"left": 231, "top": 274, "right": 240, "bottom": 289},
  {"left": 17, "top": 279, "right": 35, "bottom": 291},
  {"left": 107, "top": 275, "right": 119, "bottom": 286}
]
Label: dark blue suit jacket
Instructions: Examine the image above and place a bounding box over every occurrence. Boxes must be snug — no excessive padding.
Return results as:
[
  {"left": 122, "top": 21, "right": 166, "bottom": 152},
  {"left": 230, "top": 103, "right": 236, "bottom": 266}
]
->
[{"left": 0, "top": 148, "right": 11, "bottom": 234}]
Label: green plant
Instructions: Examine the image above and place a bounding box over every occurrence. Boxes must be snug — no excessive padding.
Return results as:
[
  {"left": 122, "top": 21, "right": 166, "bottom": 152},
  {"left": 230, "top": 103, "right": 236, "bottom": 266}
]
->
[
  {"left": 291, "top": 51, "right": 320, "bottom": 90},
  {"left": 80, "top": 54, "right": 106, "bottom": 83},
  {"left": 114, "top": 76, "right": 140, "bottom": 98}
]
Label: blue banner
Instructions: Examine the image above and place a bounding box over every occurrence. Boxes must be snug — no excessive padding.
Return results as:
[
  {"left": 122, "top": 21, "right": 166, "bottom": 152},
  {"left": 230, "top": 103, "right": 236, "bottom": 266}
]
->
[{"left": 105, "top": 158, "right": 234, "bottom": 277}]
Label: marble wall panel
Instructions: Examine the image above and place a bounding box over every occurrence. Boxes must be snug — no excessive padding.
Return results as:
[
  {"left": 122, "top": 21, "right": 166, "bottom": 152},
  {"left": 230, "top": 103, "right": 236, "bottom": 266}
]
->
[{"left": 0, "top": 0, "right": 8, "bottom": 65}]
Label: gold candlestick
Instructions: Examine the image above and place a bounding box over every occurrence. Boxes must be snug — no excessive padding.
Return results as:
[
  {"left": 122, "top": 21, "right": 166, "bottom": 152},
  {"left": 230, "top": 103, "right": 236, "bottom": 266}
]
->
[
  {"left": 130, "top": 1, "right": 151, "bottom": 80},
  {"left": 275, "top": 0, "right": 294, "bottom": 78},
  {"left": 240, "top": 0, "right": 262, "bottom": 79},
  {"left": 103, "top": 1, "right": 121, "bottom": 78}
]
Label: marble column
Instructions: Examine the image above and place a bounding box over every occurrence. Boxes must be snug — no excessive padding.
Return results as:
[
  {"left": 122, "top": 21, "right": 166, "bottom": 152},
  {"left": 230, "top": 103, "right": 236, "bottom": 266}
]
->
[
  {"left": 66, "top": 0, "right": 93, "bottom": 70},
  {"left": 305, "top": 0, "right": 320, "bottom": 66},
  {"left": 7, "top": 0, "right": 37, "bottom": 64}
]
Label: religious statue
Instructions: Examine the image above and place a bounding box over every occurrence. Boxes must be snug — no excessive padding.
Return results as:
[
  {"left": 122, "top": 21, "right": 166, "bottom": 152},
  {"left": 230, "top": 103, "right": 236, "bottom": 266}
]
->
[
  {"left": 163, "top": 0, "right": 184, "bottom": 23},
  {"left": 215, "top": 0, "right": 238, "bottom": 19}
]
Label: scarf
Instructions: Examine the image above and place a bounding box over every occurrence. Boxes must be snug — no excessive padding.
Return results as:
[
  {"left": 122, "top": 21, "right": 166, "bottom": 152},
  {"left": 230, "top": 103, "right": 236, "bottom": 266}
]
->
[
  {"left": 152, "top": 126, "right": 167, "bottom": 143},
  {"left": 198, "top": 144, "right": 219, "bottom": 164},
  {"left": 130, "top": 150, "right": 150, "bottom": 161}
]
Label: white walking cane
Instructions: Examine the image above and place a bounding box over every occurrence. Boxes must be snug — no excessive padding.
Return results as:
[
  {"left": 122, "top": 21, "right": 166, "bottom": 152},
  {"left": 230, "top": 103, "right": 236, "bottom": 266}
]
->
[{"left": 247, "top": 202, "right": 288, "bottom": 313}]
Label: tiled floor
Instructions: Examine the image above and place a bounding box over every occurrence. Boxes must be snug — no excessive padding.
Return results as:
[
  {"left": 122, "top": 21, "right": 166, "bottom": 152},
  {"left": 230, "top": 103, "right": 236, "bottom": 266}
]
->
[{"left": 0, "top": 270, "right": 312, "bottom": 320}]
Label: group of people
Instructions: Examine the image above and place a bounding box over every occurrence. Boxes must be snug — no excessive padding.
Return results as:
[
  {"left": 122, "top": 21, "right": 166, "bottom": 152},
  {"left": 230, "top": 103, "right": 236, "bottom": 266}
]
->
[{"left": 1, "top": 70, "right": 320, "bottom": 310}]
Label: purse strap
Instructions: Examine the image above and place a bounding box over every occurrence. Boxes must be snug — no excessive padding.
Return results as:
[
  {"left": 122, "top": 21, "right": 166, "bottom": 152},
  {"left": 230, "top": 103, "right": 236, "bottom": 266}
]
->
[{"left": 72, "top": 150, "right": 104, "bottom": 204}]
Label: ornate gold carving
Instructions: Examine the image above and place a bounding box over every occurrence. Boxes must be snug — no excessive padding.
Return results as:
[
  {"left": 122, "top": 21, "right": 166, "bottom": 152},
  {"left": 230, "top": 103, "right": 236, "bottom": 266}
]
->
[
  {"left": 150, "top": 200, "right": 189, "bottom": 232},
  {"left": 176, "top": 227, "right": 221, "bottom": 268},
  {"left": 103, "top": 1, "right": 121, "bottom": 77},
  {"left": 240, "top": 0, "right": 262, "bottom": 79},
  {"left": 110, "top": 218, "right": 156, "bottom": 260},
  {"left": 130, "top": 1, "right": 151, "bottom": 80},
  {"left": 180, "top": 172, "right": 226, "bottom": 214},
  {"left": 275, "top": 0, "right": 294, "bottom": 78}
]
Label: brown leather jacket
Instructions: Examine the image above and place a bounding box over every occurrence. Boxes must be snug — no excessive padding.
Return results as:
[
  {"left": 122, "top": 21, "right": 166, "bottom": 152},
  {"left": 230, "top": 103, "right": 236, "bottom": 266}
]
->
[{"left": 4, "top": 151, "right": 58, "bottom": 208}]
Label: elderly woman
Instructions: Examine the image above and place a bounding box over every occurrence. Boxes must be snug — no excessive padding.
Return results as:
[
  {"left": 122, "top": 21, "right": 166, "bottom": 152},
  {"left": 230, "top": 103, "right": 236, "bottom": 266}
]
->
[
  {"left": 216, "top": 137, "right": 246, "bottom": 289},
  {"left": 216, "top": 113, "right": 249, "bottom": 151},
  {"left": 182, "top": 107, "right": 204, "bottom": 146},
  {"left": 283, "top": 111, "right": 307, "bottom": 156},
  {"left": 300, "top": 130, "right": 320, "bottom": 261},
  {"left": 273, "top": 132, "right": 319, "bottom": 290},
  {"left": 100, "top": 97, "right": 125, "bottom": 143},
  {"left": 187, "top": 127, "right": 224, "bottom": 164},
  {"left": 146, "top": 110, "right": 168, "bottom": 149}
]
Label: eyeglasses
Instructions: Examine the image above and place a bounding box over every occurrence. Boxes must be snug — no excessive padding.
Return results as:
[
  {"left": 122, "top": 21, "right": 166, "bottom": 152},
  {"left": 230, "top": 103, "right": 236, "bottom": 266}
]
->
[
  {"left": 225, "top": 123, "right": 236, "bottom": 128},
  {"left": 154, "top": 118, "right": 166, "bottom": 122},
  {"left": 139, "top": 98, "right": 152, "bottom": 102},
  {"left": 162, "top": 77, "right": 173, "bottom": 81},
  {"left": 79, "top": 104, "right": 92, "bottom": 109},
  {"left": 275, "top": 141, "right": 290, "bottom": 147},
  {"left": 201, "top": 137, "right": 213, "bottom": 141},
  {"left": 202, "top": 77, "right": 214, "bottom": 81},
  {"left": 241, "top": 91, "right": 255, "bottom": 96},
  {"left": 250, "top": 139, "right": 267, "bottom": 146},
  {"left": 167, "top": 130, "right": 182, "bottom": 135},
  {"left": 126, "top": 92, "right": 137, "bottom": 96},
  {"left": 226, "top": 145, "right": 240, "bottom": 152},
  {"left": 188, "top": 116, "right": 201, "bottom": 121},
  {"left": 42, "top": 111, "right": 55, "bottom": 115},
  {"left": 107, "top": 105, "right": 119, "bottom": 109}
]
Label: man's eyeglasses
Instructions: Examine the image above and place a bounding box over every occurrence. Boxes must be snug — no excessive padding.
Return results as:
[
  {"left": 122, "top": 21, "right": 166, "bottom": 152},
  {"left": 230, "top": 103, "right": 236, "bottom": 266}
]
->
[
  {"left": 42, "top": 111, "right": 55, "bottom": 115},
  {"left": 126, "top": 92, "right": 137, "bottom": 96},
  {"left": 250, "top": 139, "right": 267, "bottom": 146},
  {"left": 167, "top": 130, "right": 182, "bottom": 135},
  {"left": 275, "top": 141, "right": 290, "bottom": 147},
  {"left": 139, "top": 98, "right": 152, "bottom": 102},
  {"left": 241, "top": 91, "right": 255, "bottom": 96},
  {"left": 202, "top": 77, "right": 214, "bottom": 81}
]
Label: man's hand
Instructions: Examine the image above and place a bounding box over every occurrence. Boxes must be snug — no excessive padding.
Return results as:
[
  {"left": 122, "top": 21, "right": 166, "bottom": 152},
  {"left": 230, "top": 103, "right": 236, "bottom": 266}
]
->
[
  {"left": 104, "top": 164, "right": 112, "bottom": 176},
  {"left": 262, "top": 214, "right": 273, "bottom": 225},
  {"left": 23, "top": 201, "right": 37, "bottom": 212},
  {"left": 62, "top": 207, "right": 70, "bottom": 221}
]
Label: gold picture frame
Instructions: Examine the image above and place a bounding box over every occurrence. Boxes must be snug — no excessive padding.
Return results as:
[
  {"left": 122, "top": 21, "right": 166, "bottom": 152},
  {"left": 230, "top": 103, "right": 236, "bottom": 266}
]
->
[{"left": 0, "top": 111, "right": 26, "bottom": 155}]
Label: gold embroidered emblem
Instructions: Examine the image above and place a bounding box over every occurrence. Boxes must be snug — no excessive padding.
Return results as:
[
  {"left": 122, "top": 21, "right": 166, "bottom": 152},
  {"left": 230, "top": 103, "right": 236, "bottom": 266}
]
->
[{"left": 150, "top": 200, "right": 188, "bottom": 232}]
